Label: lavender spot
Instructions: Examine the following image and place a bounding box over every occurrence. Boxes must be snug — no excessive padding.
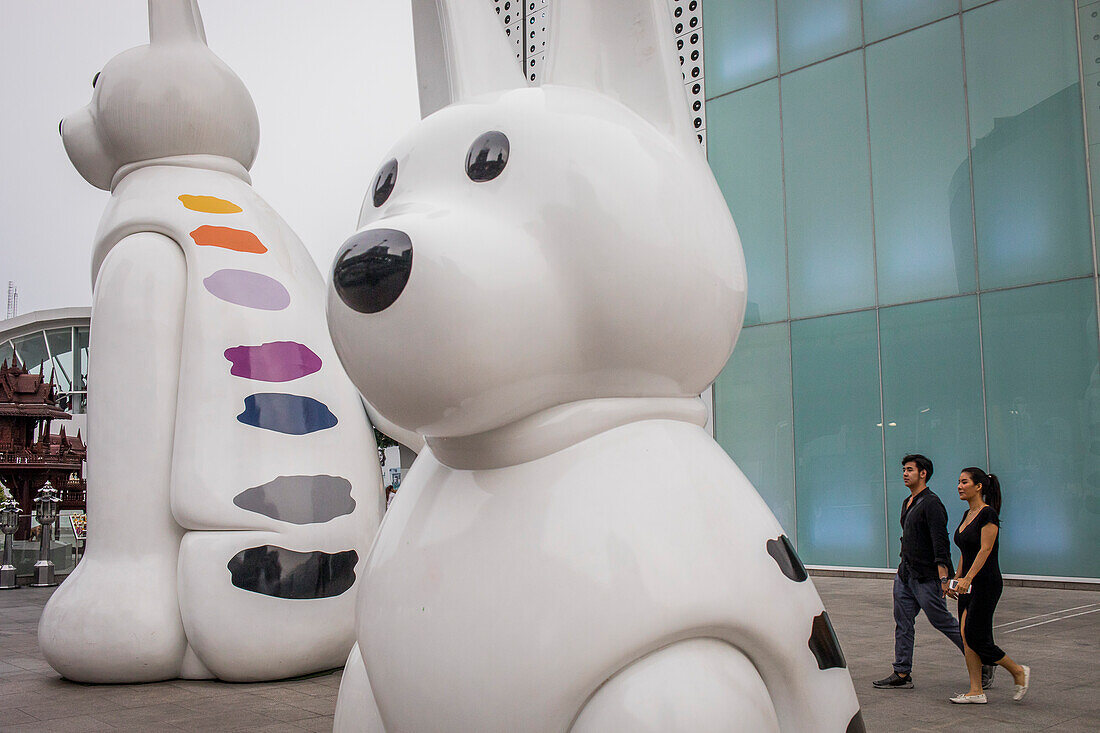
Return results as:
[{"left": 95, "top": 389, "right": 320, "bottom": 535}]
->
[
  {"left": 203, "top": 269, "right": 290, "bottom": 311},
  {"left": 225, "top": 342, "right": 322, "bottom": 382}
]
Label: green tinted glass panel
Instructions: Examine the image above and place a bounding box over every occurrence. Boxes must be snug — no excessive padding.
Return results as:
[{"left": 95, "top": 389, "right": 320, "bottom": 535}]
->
[
  {"left": 867, "top": 19, "right": 974, "bottom": 305},
  {"left": 75, "top": 327, "right": 89, "bottom": 392},
  {"left": 980, "top": 279, "right": 1100, "bottom": 578},
  {"left": 777, "top": 0, "right": 862, "bottom": 72},
  {"left": 45, "top": 328, "right": 74, "bottom": 393},
  {"left": 702, "top": 0, "right": 778, "bottom": 96},
  {"left": 880, "top": 296, "right": 987, "bottom": 569},
  {"left": 0, "top": 341, "right": 13, "bottom": 368},
  {"left": 782, "top": 51, "right": 875, "bottom": 318},
  {"left": 964, "top": 0, "right": 1091, "bottom": 289},
  {"left": 791, "top": 310, "right": 886, "bottom": 567},
  {"left": 715, "top": 323, "right": 796, "bottom": 535},
  {"left": 11, "top": 332, "right": 49, "bottom": 374},
  {"left": 708, "top": 81, "right": 786, "bottom": 325},
  {"left": 863, "top": 0, "right": 958, "bottom": 43}
]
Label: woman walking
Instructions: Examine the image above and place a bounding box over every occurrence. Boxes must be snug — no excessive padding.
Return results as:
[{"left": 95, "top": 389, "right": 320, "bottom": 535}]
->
[{"left": 947, "top": 467, "right": 1031, "bottom": 704}]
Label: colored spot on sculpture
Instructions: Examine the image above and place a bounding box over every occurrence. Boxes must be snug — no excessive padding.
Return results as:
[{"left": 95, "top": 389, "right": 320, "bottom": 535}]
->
[
  {"left": 190, "top": 225, "right": 267, "bottom": 253},
  {"left": 233, "top": 475, "right": 355, "bottom": 524},
  {"left": 808, "top": 612, "right": 847, "bottom": 670},
  {"left": 766, "top": 534, "right": 808, "bottom": 582},
  {"left": 224, "top": 342, "right": 322, "bottom": 382},
  {"left": 236, "top": 393, "right": 338, "bottom": 435},
  {"left": 203, "top": 269, "right": 290, "bottom": 310},
  {"left": 847, "top": 711, "right": 866, "bottom": 733},
  {"left": 178, "top": 194, "right": 242, "bottom": 214},
  {"left": 227, "top": 546, "right": 358, "bottom": 599}
]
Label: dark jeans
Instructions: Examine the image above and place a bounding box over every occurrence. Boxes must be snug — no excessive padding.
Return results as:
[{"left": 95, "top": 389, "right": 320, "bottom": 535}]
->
[{"left": 892, "top": 568, "right": 964, "bottom": 675}]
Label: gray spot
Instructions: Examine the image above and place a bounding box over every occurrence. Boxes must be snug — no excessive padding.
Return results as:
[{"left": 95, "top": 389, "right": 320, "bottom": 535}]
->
[{"left": 233, "top": 475, "right": 355, "bottom": 525}]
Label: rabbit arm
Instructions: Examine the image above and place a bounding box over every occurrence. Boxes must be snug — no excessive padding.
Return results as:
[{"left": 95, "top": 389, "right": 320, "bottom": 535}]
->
[
  {"left": 571, "top": 639, "right": 780, "bottom": 733},
  {"left": 334, "top": 642, "right": 387, "bottom": 733},
  {"left": 40, "top": 231, "right": 188, "bottom": 683}
]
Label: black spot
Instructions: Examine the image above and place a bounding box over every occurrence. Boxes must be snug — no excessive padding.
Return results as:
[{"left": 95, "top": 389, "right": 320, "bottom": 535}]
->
[
  {"left": 767, "top": 534, "right": 807, "bottom": 582},
  {"left": 466, "top": 131, "right": 509, "bottom": 182},
  {"left": 808, "top": 612, "right": 847, "bottom": 670},
  {"left": 847, "top": 710, "right": 866, "bottom": 733},
  {"left": 228, "top": 546, "right": 358, "bottom": 599},
  {"left": 372, "top": 158, "right": 398, "bottom": 207},
  {"left": 92, "top": 71, "right": 100, "bottom": 88},
  {"left": 333, "top": 228, "right": 413, "bottom": 314}
]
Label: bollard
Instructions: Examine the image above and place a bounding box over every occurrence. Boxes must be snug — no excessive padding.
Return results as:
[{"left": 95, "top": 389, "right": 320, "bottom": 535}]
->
[
  {"left": 31, "top": 482, "right": 60, "bottom": 587},
  {"left": 0, "top": 497, "right": 19, "bottom": 590}
]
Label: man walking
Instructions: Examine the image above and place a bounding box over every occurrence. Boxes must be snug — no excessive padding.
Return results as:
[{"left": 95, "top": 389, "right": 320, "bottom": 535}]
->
[{"left": 873, "top": 454, "right": 993, "bottom": 690}]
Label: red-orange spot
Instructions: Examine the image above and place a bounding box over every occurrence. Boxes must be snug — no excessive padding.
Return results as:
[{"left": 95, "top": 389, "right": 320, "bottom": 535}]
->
[{"left": 190, "top": 226, "right": 267, "bottom": 254}]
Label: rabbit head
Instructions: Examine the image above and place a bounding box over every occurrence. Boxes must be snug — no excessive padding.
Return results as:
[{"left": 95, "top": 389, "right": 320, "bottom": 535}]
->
[
  {"left": 327, "top": 0, "right": 746, "bottom": 441},
  {"left": 61, "top": 0, "right": 259, "bottom": 190}
]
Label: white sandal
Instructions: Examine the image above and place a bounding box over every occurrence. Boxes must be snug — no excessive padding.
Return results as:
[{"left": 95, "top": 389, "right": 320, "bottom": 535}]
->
[
  {"left": 1013, "top": 665, "right": 1031, "bottom": 701},
  {"left": 949, "top": 692, "right": 987, "bottom": 704}
]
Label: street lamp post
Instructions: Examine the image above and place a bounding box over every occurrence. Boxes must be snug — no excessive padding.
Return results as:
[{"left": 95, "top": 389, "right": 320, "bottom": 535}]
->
[
  {"left": 0, "top": 496, "right": 20, "bottom": 590},
  {"left": 31, "top": 481, "right": 60, "bottom": 587}
]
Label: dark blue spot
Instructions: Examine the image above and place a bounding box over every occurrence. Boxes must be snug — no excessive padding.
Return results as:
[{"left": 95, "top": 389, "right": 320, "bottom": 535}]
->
[
  {"left": 847, "top": 710, "right": 866, "bottom": 733},
  {"left": 233, "top": 475, "right": 355, "bottom": 524},
  {"left": 237, "top": 393, "right": 338, "bottom": 435},
  {"left": 227, "top": 546, "right": 358, "bottom": 599},
  {"left": 808, "top": 612, "right": 846, "bottom": 670},
  {"left": 767, "top": 534, "right": 807, "bottom": 582}
]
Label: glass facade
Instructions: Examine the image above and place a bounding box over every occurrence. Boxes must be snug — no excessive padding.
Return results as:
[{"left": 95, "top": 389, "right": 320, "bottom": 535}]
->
[
  {"left": 1, "top": 325, "right": 89, "bottom": 414},
  {"left": 706, "top": 0, "right": 1099, "bottom": 578}
]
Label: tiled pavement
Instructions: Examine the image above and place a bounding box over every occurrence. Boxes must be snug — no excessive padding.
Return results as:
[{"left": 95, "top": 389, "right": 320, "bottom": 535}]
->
[{"left": 1, "top": 577, "right": 1098, "bottom": 731}]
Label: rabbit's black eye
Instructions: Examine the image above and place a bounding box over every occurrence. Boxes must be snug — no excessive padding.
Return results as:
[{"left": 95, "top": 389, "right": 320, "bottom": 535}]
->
[
  {"left": 372, "top": 158, "right": 398, "bottom": 208},
  {"left": 465, "top": 131, "right": 509, "bottom": 182},
  {"left": 92, "top": 72, "right": 100, "bottom": 88}
]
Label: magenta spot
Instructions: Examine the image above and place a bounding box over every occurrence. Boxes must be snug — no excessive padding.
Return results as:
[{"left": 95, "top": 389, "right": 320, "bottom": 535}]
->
[
  {"left": 224, "top": 342, "right": 322, "bottom": 382},
  {"left": 202, "top": 269, "right": 290, "bottom": 311}
]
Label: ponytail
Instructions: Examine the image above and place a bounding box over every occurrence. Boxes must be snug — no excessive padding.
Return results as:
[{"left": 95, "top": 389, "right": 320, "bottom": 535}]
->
[
  {"left": 985, "top": 473, "right": 1002, "bottom": 515},
  {"left": 962, "top": 467, "right": 1002, "bottom": 514}
]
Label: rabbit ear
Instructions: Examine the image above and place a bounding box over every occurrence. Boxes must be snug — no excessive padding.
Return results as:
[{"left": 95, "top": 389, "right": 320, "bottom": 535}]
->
[
  {"left": 543, "top": 0, "right": 694, "bottom": 146},
  {"left": 411, "top": 0, "right": 525, "bottom": 117},
  {"left": 148, "top": 0, "right": 208, "bottom": 46}
]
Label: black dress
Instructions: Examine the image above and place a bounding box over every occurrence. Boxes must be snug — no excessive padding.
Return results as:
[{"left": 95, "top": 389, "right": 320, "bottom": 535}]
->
[{"left": 954, "top": 505, "right": 1005, "bottom": 664}]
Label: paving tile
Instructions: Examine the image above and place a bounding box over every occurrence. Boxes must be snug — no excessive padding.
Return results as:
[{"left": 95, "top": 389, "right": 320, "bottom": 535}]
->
[
  {"left": 4, "top": 714, "right": 117, "bottom": 732},
  {"left": 3, "top": 575, "right": 1097, "bottom": 731},
  {"left": 0, "top": 707, "right": 39, "bottom": 726}
]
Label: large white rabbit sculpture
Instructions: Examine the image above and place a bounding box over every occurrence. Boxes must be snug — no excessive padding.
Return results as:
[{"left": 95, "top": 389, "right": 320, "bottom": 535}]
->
[
  {"left": 38, "top": 0, "right": 383, "bottom": 683},
  {"left": 326, "top": 0, "right": 864, "bottom": 730}
]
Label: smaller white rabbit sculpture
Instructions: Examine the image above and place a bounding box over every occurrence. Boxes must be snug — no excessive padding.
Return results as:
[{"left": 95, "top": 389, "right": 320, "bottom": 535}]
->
[
  {"left": 38, "top": 0, "right": 383, "bottom": 683},
  {"left": 325, "top": 0, "right": 864, "bottom": 730}
]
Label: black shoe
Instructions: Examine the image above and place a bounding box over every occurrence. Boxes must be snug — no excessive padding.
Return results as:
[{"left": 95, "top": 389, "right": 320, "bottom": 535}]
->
[
  {"left": 873, "top": 672, "right": 914, "bottom": 689},
  {"left": 982, "top": 664, "right": 995, "bottom": 689}
]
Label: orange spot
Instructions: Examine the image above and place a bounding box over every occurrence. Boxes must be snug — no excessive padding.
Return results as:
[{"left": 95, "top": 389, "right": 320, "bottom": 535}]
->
[
  {"left": 190, "top": 226, "right": 267, "bottom": 254},
  {"left": 178, "top": 194, "right": 243, "bottom": 214}
]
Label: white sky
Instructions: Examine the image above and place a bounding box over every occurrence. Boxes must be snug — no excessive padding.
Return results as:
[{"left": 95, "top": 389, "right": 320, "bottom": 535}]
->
[{"left": 0, "top": 0, "right": 421, "bottom": 315}]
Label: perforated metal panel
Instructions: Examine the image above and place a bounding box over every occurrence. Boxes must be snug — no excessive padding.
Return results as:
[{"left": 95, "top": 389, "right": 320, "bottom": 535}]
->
[
  {"left": 488, "top": 0, "right": 704, "bottom": 151},
  {"left": 671, "top": 0, "right": 706, "bottom": 153},
  {"left": 491, "top": 0, "right": 524, "bottom": 63}
]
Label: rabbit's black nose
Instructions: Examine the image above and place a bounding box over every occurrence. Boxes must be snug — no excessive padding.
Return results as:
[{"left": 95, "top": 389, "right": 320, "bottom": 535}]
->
[{"left": 333, "top": 228, "right": 413, "bottom": 314}]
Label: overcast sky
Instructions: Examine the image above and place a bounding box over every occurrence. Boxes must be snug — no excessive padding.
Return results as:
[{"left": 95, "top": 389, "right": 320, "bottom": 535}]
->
[{"left": 0, "top": 0, "right": 421, "bottom": 316}]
